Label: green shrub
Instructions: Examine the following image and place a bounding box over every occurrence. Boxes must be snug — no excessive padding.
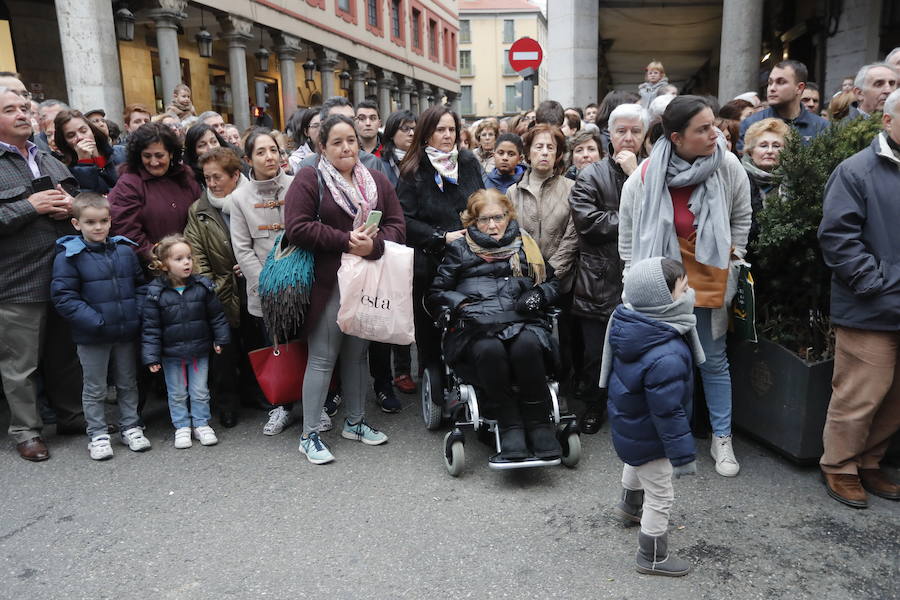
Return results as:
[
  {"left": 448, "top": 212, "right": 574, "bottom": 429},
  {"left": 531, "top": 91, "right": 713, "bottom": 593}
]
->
[{"left": 751, "top": 115, "right": 883, "bottom": 362}]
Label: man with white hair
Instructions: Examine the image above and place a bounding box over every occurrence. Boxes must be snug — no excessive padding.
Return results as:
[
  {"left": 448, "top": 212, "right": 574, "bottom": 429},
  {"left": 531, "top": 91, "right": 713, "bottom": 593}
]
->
[
  {"left": 817, "top": 87, "right": 900, "bottom": 508},
  {"left": 569, "top": 103, "right": 648, "bottom": 434},
  {"left": 846, "top": 62, "right": 898, "bottom": 121},
  {"left": 886, "top": 47, "right": 900, "bottom": 72}
]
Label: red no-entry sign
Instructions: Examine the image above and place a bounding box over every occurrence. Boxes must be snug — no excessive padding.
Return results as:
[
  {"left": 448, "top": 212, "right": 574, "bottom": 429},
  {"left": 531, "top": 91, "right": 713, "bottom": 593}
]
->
[{"left": 508, "top": 37, "right": 543, "bottom": 72}]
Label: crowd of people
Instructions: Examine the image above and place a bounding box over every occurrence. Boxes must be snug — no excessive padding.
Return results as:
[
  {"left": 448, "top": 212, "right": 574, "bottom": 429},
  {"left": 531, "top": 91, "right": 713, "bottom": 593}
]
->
[{"left": 0, "top": 49, "right": 898, "bottom": 576}]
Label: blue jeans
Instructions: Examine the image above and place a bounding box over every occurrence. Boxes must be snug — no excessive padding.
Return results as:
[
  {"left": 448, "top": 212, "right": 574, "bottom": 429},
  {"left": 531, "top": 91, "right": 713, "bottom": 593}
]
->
[
  {"left": 76, "top": 342, "right": 141, "bottom": 438},
  {"left": 161, "top": 357, "right": 211, "bottom": 428},
  {"left": 694, "top": 308, "right": 732, "bottom": 437}
]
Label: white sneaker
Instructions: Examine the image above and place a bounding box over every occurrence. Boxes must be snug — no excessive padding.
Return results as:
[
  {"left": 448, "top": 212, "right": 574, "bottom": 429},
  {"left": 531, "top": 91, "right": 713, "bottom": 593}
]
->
[
  {"left": 263, "top": 406, "right": 295, "bottom": 436},
  {"left": 710, "top": 435, "right": 740, "bottom": 477},
  {"left": 88, "top": 435, "right": 113, "bottom": 460},
  {"left": 121, "top": 427, "right": 151, "bottom": 452},
  {"left": 174, "top": 427, "right": 192, "bottom": 449},
  {"left": 194, "top": 425, "right": 218, "bottom": 446},
  {"left": 319, "top": 408, "right": 333, "bottom": 432}
]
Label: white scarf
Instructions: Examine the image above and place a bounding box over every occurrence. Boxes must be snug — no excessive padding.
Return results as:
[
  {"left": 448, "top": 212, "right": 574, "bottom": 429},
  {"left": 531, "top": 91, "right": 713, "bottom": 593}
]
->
[
  {"left": 317, "top": 156, "right": 378, "bottom": 228},
  {"left": 206, "top": 173, "right": 248, "bottom": 215}
]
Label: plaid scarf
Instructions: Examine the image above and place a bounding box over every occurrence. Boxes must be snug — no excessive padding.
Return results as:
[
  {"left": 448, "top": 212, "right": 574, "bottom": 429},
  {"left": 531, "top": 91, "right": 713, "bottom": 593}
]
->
[{"left": 465, "top": 224, "right": 546, "bottom": 285}]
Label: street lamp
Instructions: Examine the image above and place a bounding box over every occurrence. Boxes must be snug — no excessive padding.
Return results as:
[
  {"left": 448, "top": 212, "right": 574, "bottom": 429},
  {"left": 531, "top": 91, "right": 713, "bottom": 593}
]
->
[
  {"left": 254, "top": 30, "right": 270, "bottom": 72},
  {"left": 114, "top": 5, "right": 135, "bottom": 42},
  {"left": 196, "top": 9, "right": 213, "bottom": 58},
  {"left": 303, "top": 58, "right": 317, "bottom": 84},
  {"left": 339, "top": 71, "right": 351, "bottom": 92}
]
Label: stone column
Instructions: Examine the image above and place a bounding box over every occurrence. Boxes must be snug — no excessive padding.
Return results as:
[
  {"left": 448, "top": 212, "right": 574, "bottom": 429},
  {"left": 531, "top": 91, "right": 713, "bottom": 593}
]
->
[
  {"left": 446, "top": 91, "right": 460, "bottom": 115},
  {"left": 377, "top": 70, "right": 394, "bottom": 118},
  {"left": 547, "top": 0, "right": 598, "bottom": 107},
  {"left": 410, "top": 89, "right": 420, "bottom": 115},
  {"left": 316, "top": 48, "right": 340, "bottom": 100},
  {"left": 274, "top": 34, "right": 301, "bottom": 120},
  {"left": 219, "top": 15, "right": 253, "bottom": 132},
  {"left": 348, "top": 60, "right": 369, "bottom": 106},
  {"left": 54, "top": 0, "right": 124, "bottom": 120},
  {"left": 148, "top": 0, "right": 187, "bottom": 105},
  {"left": 433, "top": 87, "right": 445, "bottom": 106},
  {"left": 398, "top": 77, "right": 413, "bottom": 111},
  {"left": 417, "top": 82, "right": 433, "bottom": 109},
  {"left": 718, "top": 0, "right": 764, "bottom": 101}
]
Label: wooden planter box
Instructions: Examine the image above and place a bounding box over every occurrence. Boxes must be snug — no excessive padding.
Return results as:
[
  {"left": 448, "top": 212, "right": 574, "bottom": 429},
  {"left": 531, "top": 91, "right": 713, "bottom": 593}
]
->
[{"left": 728, "top": 337, "right": 834, "bottom": 465}]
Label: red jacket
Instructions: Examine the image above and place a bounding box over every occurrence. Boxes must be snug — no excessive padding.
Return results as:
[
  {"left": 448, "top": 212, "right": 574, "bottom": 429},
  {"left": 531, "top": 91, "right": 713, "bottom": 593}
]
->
[
  {"left": 109, "top": 164, "right": 201, "bottom": 262},
  {"left": 284, "top": 165, "right": 406, "bottom": 336}
]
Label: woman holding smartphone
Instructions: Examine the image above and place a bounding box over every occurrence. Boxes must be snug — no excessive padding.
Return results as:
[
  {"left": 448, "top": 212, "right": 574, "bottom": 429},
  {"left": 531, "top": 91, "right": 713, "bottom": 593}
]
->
[{"left": 284, "top": 114, "right": 406, "bottom": 465}]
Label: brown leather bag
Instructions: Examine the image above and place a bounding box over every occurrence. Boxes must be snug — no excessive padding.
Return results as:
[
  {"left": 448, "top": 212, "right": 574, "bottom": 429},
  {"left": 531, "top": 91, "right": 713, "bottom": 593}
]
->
[{"left": 678, "top": 233, "right": 728, "bottom": 308}]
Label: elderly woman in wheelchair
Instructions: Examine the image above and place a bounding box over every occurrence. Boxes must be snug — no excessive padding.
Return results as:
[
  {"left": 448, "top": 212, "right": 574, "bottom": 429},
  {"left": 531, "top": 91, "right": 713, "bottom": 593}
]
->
[{"left": 428, "top": 188, "right": 566, "bottom": 462}]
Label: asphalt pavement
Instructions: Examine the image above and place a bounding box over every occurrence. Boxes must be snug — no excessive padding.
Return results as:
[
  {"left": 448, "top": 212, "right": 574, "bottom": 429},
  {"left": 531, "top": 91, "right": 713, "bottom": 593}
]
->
[{"left": 1, "top": 386, "right": 897, "bottom": 600}]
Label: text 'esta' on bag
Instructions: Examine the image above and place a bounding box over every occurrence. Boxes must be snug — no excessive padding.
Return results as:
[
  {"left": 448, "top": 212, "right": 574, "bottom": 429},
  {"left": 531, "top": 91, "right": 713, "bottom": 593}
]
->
[{"left": 336, "top": 241, "right": 415, "bottom": 345}]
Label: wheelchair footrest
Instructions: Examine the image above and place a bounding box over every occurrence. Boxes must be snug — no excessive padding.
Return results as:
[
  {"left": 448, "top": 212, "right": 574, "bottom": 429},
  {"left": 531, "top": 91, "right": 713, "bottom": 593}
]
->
[{"left": 487, "top": 454, "right": 562, "bottom": 470}]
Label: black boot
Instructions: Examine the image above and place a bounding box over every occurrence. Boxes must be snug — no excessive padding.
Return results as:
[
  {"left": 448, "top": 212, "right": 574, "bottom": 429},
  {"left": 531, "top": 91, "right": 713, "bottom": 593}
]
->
[
  {"left": 526, "top": 423, "right": 561, "bottom": 459},
  {"left": 636, "top": 532, "right": 691, "bottom": 577},
  {"left": 499, "top": 426, "right": 530, "bottom": 460},
  {"left": 614, "top": 488, "right": 643, "bottom": 525}
]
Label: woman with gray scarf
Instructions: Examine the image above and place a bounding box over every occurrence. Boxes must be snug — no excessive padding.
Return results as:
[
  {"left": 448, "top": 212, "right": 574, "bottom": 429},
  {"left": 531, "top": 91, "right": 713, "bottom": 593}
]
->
[
  {"left": 741, "top": 117, "right": 789, "bottom": 246},
  {"left": 618, "top": 96, "right": 751, "bottom": 478}
]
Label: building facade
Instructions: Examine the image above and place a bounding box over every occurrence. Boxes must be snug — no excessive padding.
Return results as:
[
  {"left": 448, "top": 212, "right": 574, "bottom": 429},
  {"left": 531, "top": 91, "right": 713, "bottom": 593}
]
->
[
  {"left": 2, "top": 0, "right": 461, "bottom": 132},
  {"left": 547, "top": 0, "right": 899, "bottom": 108},
  {"left": 457, "top": 0, "right": 546, "bottom": 119}
]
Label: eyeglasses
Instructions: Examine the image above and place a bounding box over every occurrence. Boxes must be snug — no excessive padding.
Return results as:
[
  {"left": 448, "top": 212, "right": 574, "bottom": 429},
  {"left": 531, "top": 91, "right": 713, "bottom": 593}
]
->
[
  {"left": 356, "top": 115, "right": 379, "bottom": 122},
  {"left": 399, "top": 125, "right": 415, "bottom": 134},
  {"left": 475, "top": 212, "right": 508, "bottom": 226}
]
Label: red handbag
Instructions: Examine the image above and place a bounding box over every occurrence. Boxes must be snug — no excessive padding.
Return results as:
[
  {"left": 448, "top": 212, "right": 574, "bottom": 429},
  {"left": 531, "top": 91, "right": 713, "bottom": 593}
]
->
[{"left": 248, "top": 341, "right": 308, "bottom": 406}]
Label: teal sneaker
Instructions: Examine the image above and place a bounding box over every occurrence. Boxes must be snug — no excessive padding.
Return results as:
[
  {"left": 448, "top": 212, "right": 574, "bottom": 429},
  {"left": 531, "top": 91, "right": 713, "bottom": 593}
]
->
[
  {"left": 298, "top": 432, "right": 334, "bottom": 464},
  {"left": 341, "top": 418, "right": 388, "bottom": 446}
]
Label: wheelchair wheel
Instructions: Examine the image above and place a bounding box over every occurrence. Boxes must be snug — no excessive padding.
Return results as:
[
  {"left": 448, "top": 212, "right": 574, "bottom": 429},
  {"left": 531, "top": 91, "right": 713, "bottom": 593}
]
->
[
  {"left": 421, "top": 365, "right": 444, "bottom": 430},
  {"left": 443, "top": 432, "right": 465, "bottom": 477},
  {"left": 560, "top": 433, "right": 581, "bottom": 468}
]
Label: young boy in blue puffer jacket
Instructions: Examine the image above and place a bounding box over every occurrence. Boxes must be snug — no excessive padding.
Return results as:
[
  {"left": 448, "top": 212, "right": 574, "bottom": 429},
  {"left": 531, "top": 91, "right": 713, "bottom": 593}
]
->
[
  {"left": 51, "top": 192, "right": 150, "bottom": 460},
  {"left": 598, "top": 257, "right": 705, "bottom": 577}
]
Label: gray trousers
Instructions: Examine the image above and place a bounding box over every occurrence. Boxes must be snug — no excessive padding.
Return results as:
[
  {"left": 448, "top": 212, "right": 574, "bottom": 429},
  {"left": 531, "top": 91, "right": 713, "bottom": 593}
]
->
[
  {"left": 77, "top": 342, "right": 141, "bottom": 438},
  {"left": 0, "top": 302, "right": 83, "bottom": 442},
  {"left": 302, "top": 287, "right": 370, "bottom": 435},
  {"left": 622, "top": 458, "right": 675, "bottom": 537}
]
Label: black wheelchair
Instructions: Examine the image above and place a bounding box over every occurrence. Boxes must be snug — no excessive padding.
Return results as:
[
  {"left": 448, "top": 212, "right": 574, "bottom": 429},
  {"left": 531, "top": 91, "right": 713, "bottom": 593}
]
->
[{"left": 420, "top": 307, "right": 581, "bottom": 477}]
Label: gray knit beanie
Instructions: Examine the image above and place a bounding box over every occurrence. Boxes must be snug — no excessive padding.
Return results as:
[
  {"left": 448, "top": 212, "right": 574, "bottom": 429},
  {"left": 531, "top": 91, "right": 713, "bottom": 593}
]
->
[{"left": 623, "top": 257, "right": 673, "bottom": 309}]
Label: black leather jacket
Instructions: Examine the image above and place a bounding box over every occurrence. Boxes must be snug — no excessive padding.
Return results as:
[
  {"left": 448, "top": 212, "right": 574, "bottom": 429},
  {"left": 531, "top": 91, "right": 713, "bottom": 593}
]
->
[{"left": 568, "top": 157, "right": 627, "bottom": 320}]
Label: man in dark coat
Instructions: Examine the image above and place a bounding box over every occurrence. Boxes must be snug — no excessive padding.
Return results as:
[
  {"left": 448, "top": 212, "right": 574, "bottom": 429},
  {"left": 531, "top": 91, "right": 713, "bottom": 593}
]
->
[
  {"left": 0, "top": 88, "right": 84, "bottom": 461},
  {"left": 817, "top": 88, "right": 900, "bottom": 508}
]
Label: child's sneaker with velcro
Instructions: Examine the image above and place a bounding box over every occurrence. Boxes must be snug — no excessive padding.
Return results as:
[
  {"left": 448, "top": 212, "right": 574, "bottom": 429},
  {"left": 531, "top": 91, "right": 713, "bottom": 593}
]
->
[
  {"left": 174, "top": 427, "right": 192, "bottom": 449},
  {"left": 194, "top": 426, "right": 218, "bottom": 446},
  {"left": 88, "top": 434, "right": 113, "bottom": 460},
  {"left": 121, "top": 427, "right": 151, "bottom": 452}
]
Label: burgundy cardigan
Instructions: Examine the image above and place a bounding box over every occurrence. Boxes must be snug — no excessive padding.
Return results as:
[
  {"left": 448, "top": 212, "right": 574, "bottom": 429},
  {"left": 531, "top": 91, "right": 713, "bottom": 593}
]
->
[
  {"left": 108, "top": 164, "right": 202, "bottom": 262},
  {"left": 284, "top": 165, "right": 406, "bottom": 335}
]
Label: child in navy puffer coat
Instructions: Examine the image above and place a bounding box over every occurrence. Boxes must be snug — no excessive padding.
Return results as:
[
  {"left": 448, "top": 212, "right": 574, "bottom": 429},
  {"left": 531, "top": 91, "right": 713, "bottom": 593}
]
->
[
  {"left": 142, "top": 234, "right": 230, "bottom": 450},
  {"left": 598, "top": 257, "right": 705, "bottom": 578},
  {"left": 51, "top": 193, "right": 150, "bottom": 460}
]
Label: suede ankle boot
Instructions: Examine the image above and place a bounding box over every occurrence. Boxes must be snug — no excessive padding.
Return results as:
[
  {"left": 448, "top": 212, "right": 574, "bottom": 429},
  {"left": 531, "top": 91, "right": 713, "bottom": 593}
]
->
[
  {"left": 499, "top": 426, "right": 529, "bottom": 460},
  {"left": 636, "top": 531, "right": 691, "bottom": 577},
  {"left": 614, "top": 488, "right": 643, "bottom": 525},
  {"left": 526, "top": 423, "right": 561, "bottom": 459}
]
